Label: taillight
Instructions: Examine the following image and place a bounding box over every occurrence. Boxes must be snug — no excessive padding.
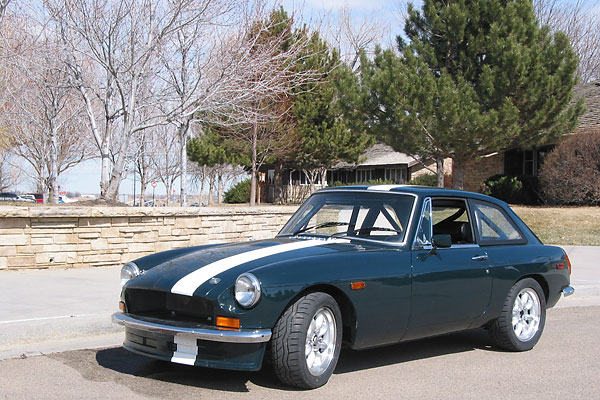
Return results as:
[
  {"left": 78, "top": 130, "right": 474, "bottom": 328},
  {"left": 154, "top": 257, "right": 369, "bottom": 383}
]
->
[{"left": 565, "top": 253, "right": 572, "bottom": 275}]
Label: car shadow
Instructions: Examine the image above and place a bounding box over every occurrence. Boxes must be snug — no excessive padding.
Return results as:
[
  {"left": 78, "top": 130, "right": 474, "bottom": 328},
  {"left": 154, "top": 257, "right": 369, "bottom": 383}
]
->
[
  {"left": 334, "top": 327, "right": 495, "bottom": 374},
  {"left": 95, "top": 328, "right": 497, "bottom": 392}
]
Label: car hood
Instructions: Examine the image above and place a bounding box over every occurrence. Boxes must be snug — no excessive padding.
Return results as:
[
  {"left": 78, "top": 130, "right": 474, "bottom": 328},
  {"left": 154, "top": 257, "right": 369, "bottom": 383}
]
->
[{"left": 125, "top": 237, "right": 354, "bottom": 297}]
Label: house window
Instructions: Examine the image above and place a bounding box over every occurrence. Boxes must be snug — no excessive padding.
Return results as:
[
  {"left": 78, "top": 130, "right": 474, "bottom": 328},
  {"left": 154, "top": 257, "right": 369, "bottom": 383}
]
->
[
  {"left": 267, "top": 170, "right": 275, "bottom": 185},
  {"left": 385, "top": 168, "right": 406, "bottom": 183},
  {"left": 523, "top": 150, "right": 535, "bottom": 176},
  {"left": 356, "top": 169, "right": 373, "bottom": 183}
]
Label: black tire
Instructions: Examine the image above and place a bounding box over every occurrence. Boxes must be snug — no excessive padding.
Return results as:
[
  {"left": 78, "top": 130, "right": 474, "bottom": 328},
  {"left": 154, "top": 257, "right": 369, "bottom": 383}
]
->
[
  {"left": 270, "top": 292, "right": 342, "bottom": 389},
  {"left": 488, "top": 278, "right": 546, "bottom": 351}
]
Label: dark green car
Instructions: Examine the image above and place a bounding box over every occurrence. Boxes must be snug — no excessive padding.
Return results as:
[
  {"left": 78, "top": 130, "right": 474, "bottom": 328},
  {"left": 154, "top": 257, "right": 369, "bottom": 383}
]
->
[{"left": 113, "top": 185, "right": 573, "bottom": 388}]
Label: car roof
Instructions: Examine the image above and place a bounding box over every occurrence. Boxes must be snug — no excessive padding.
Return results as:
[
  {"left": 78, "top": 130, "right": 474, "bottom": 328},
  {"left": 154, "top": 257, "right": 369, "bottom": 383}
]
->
[{"left": 317, "top": 185, "right": 505, "bottom": 205}]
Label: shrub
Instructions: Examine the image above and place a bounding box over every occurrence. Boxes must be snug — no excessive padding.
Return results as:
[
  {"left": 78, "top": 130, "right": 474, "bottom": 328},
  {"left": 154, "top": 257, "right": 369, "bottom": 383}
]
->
[
  {"left": 483, "top": 174, "right": 522, "bottom": 202},
  {"left": 482, "top": 174, "right": 540, "bottom": 205},
  {"left": 539, "top": 131, "right": 600, "bottom": 205},
  {"left": 408, "top": 173, "right": 437, "bottom": 187},
  {"left": 224, "top": 179, "right": 251, "bottom": 204}
]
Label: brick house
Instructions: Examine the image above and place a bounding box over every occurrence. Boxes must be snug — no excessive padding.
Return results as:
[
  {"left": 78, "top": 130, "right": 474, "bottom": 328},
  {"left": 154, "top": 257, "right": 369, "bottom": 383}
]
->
[{"left": 461, "top": 80, "right": 600, "bottom": 192}]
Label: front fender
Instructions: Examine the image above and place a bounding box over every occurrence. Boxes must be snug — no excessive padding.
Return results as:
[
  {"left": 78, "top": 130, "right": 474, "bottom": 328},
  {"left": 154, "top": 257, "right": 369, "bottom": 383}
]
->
[{"left": 217, "top": 248, "right": 412, "bottom": 349}]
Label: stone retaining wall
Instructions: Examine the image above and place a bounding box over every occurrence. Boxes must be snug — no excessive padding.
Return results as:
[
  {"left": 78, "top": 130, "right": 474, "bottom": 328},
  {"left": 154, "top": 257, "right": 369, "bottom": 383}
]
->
[{"left": 0, "top": 206, "right": 298, "bottom": 270}]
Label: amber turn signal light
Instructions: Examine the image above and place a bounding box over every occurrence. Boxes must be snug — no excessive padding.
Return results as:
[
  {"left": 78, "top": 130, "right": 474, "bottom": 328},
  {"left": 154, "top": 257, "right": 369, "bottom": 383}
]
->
[
  {"left": 351, "top": 281, "right": 366, "bottom": 290},
  {"left": 119, "top": 301, "right": 126, "bottom": 312},
  {"left": 216, "top": 317, "right": 240, "bottom": 329},
  {"left": 565, "top": 254, "right": 572, "bottom": 275}
]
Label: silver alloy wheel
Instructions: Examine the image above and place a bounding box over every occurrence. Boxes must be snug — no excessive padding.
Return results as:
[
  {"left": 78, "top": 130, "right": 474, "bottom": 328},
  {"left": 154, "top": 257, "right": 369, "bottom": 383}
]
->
[
  {"left": 305, "top": 307, "right": 337, "bottom": 376},
  {"left": 512, "top": 287, "right": 541, "bottom": 342}
]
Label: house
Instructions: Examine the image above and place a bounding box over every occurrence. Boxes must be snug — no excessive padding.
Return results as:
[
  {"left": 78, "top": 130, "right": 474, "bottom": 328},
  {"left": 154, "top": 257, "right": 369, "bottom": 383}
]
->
[
  {"left": 327, "top": 143, "right": 441, "bottom": 185},
  {"left": 461, "top": 80, "right": 600, "bottom": 192},
  {"left": 260, "top": 143, "right": 448, "bottom": 203}
]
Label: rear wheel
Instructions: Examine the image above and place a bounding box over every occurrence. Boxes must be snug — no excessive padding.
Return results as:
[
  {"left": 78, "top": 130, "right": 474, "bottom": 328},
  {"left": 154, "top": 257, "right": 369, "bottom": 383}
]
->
[
  {"left": 271, "top": 292, "right": 342, "bottom": 389},
  {"left": 488, "top": 278, "right": 546, "bottom": 351}
]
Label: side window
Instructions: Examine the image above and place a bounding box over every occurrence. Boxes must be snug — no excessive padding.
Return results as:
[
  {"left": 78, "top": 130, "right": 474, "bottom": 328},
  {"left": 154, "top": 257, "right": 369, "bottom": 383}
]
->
[
  {"left": 432, "top": 198, "right": 474, "bottom": 245},
  {"left": 414, "top": 198, "right": 432, "bottom": 247},
  {"left": 472, "top": 200, "right": 524, "bottom": 244}
]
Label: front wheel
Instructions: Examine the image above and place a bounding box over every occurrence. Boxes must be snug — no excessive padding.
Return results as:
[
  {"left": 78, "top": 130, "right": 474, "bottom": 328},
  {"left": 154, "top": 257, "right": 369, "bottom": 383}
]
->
[
  {"left": 270, "top": 292, "right": 342, "bottom": 389},
  {"left": 488, "top": 278, "right": 546, "bottom": 351}
]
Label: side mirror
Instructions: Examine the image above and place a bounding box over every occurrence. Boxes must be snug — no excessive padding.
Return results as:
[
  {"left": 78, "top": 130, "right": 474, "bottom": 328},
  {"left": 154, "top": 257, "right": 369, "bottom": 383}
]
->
[{"left": 432, "top": 234, "right": 452, "bottom": 249}]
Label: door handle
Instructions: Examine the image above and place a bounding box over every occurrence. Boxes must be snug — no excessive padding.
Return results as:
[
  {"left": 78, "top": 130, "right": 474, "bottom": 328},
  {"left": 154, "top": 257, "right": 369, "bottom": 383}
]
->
[{"left": 472, "top": 254, "right": 488, "bottom": 261}]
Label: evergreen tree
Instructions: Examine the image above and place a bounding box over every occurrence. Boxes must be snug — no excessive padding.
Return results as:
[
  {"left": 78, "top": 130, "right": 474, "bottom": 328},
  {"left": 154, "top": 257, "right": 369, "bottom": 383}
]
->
[
  {"left": 292, "top": 32, "right": 373, "bottom": 190},
  {"left": 187, "top": 128, "right": 249, "bottom": 204},
  {"left": 364, "top": 0, "right": 583, "bottom": 188}
]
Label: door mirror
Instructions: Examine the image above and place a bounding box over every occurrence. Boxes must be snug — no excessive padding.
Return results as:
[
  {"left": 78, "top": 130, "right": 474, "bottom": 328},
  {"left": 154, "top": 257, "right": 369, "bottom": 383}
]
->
[{"left": 432, "top": 234, "right": 452, "bottom": 249}]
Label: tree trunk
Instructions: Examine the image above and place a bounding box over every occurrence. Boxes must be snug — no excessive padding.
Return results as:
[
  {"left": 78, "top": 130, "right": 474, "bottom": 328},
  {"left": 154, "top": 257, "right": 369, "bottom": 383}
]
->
[
  {"left": 165, "top": 182, "right": 172, "bottom": 206},
  {"left": 179, "top": 120, "right": 190, "bottom": 207},
  {"left": 99, "top": 118, "right": 113, "bottom": 198},
  {"left": 217, "top": 172, "right": 224, "bottom": 203},
  {"left": 49, "top": 127, "right": 59, "bottom": 204},
  {"left": 249, "top": 121, "right": 258, "bottom": 207},
  {"left": 274, "top": 161, "right": 283, "bottom": 204},
  {"left": 452, "top": 158, "right": 466, "bottom": 190},
  {"left": 208, "top": 172, "right": 215, "bottom": 205},
  {"left": 436, "top": 157, "right": 444, "bottom": 188},
  {"left": 200, "top": 165, "right": 206, "bottom": 205},
  {"left": 140, "top": 181, "right": 147, "bottom": 205}
]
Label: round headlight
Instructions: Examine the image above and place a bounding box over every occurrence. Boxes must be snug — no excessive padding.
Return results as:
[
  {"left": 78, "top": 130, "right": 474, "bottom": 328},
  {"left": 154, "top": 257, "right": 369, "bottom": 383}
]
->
[
  {"left": 120, "top": 262, "right": 141, "bottom": 287},
  {"left": 234, "top": 273, "right": 261, "bottom": 308}
]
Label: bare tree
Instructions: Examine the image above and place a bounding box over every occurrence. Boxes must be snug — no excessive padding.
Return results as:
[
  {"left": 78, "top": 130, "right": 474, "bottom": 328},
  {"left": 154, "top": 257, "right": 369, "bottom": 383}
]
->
[
  {"left": 45, "top": 0, "right": 224, "bottom": 200},
  {"left": 150, "top": 124, "right": 180, "bottom": 206},
  {"left": 325, "top": 6, "right": 389, "bottom": 72},
  {"left": 0, "top": 0, "right": 11, "bottom": 29},
  {"left": 534, "top": 0, "right": 600, "bottom": 83},
  {"left": 157, "top": 2, "right": 232, "bottom": 206},
  {"left": 1, "top": 9, "right": 90, "bottom": 202},
  {"left": 0, "top": 150, "right": 19, "bottom": 191},
  {"left": 157, "top": 2, "right": 328, "bottom": 206},
  {"left": 131, "top": 129, "right": 159, "bottom": 206}
]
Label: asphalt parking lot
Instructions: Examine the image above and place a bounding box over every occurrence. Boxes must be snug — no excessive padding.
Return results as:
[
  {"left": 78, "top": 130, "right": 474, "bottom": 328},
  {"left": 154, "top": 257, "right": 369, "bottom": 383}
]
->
[
  {"left": 0, "top": 306, "right": 598, "bottom": 399},
  {"left": 0, "top": 245, "right": 598, "bottom": 398}
]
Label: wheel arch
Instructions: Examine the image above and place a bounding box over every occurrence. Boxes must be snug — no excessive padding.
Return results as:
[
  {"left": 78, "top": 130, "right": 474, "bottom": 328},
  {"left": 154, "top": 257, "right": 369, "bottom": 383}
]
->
[
  {"left": 281, "top": 284, "right": 357, "bottom": 346},
  {"left": 517, "top": 274, "right": 549, "bottom": 304}
]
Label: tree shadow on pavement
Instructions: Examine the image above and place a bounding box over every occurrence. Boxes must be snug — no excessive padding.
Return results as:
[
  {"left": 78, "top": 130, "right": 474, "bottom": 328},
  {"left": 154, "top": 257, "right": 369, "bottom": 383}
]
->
[{"left": 92, "top": 328, "right": 496, "bottom": 392}]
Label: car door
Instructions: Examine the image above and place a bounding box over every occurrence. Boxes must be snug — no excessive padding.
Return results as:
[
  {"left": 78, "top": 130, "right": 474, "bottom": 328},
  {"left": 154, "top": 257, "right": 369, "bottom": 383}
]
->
[{"left": 405, "top": 197, "right": 492, "bottom": 341}]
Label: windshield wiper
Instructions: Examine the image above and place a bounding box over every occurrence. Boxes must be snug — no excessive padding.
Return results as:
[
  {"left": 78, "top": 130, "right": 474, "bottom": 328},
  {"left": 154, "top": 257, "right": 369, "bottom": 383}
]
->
[
  {"left": 292, "top": 221, "right": 349, "bottom": 235},
  {"left": 331, "top": 226, "right": 403, "bottom": 238}
]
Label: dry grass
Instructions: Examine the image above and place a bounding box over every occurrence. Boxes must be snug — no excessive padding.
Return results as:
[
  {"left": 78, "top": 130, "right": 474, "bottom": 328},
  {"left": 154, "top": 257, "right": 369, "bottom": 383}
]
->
[{"left": 512, "top": 206, "right": 600, "bottom": 246}]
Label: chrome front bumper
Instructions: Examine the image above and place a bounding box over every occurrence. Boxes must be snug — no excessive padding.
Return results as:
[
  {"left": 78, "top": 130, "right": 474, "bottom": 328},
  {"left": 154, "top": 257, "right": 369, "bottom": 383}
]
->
[
  {"left": 561, "top": 286, "right": 575, "bottom": 297},
  {"left": 112, "top": 312, "right": 272, "bottom": 343}
]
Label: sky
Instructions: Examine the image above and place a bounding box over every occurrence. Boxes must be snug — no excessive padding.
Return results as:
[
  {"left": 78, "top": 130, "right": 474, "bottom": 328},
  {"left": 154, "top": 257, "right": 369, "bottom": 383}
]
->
[{"left": 38, "top": 0, "right": 409, "bottom": 198}]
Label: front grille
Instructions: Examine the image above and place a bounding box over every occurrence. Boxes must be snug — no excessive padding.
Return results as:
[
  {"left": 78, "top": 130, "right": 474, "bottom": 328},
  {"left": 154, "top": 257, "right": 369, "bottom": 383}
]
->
[{"left": 125, "top": 288, "right": 214, "bottom": 324}]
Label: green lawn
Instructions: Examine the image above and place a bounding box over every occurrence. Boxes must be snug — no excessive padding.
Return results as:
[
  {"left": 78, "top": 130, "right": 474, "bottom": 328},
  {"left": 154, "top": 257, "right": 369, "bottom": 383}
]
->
[{"left": 512, "top": 206, "right": 600, "bottom": 246}]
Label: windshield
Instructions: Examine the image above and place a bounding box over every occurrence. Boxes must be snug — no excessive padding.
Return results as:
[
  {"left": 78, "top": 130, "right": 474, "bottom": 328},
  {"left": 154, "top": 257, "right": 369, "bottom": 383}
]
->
[{"left": 279, "top": 191, "right": 415, "bottom": 243}]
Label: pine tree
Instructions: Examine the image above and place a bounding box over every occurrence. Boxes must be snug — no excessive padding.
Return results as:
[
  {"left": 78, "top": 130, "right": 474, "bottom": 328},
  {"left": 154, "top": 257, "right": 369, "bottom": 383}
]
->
[
  {"left": 364, "top": 0, "right": 584, "bottom": 188},
  {"left": 292, "top": 32, "right": 373, "bottom": 191},
  {"left": 187, "top": 128, "right": 249, "bottom": 204}
]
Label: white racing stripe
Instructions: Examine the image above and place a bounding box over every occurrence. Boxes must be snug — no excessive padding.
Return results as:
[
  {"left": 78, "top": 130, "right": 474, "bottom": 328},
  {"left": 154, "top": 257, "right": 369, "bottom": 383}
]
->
[
  {"left": 366, "top": 184, "right": 406, "bottom": 191},
  {"left": 170, "top": 240, "right": 335, "bottom": 296}
]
